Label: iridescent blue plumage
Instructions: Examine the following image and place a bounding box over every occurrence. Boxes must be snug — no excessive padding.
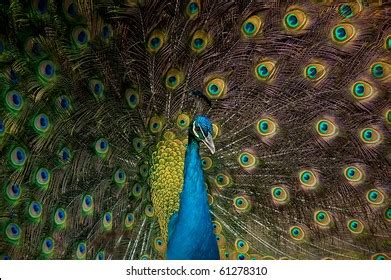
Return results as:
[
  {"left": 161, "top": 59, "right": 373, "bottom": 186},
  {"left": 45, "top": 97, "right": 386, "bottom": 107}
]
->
[{"left": 167, "top": 116, "right": 219, "bottom": 260}]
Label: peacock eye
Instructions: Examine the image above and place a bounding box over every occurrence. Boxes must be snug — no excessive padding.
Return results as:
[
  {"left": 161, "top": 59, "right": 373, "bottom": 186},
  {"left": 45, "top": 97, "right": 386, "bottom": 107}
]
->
[
  {"left": 370, "top": 62, "right": 391, "bottom": 80},
  {"left": 42, "top": 237, "right": 55, "bottom": 256},
  {"left": 102, "top": 211, "right": 113, "bottom": 231},
  {"left": 82, "top": 194, "right": 94, "bottom": 215},
  {"left": 332, "top": 23, "right": 356, "bottom": 44},
  {"left": 76, "top": 242, "right": 87, "bottom": 260},
  {"left": 289, "top": 225, "right": 305, "bottom": 241},
  {"left": 6, "top": 182, "right": 22, "bottom": 202},
  {"left": 72, "top": 26, "right": 90, "bottom": 48},
  {"left": 29, "top": 201, "right": 43, "bottom": 220},
  {"left": 5, "top": 223, "right": 21, "bottom": 242},
  {"left": 96, "top": 250, "right": 105, "bottom": 260},
  {"left": 359, "top": 127, "right": 382, "bottom": 145},
  {"left": 366, "top": 189, "right": 385, "bottom": 205},
  {"left": 9, "top": 146, "right": 27, "bottom": 169},
  {"left": 351, "top": 81, "right": 374, "bottom": 101},
  {"left": 6, "top": 90, "right": 24, "bottom": 112},
  {"left": 241, "top": 15, "right": 262, "bottom": 38},
  {"left": 54, "top": 207, "right": 67, "bottom": 227},
  {"left": 283, "top": 9, "right": 308, "bottom": 31},
  {"left": 347, "top": 219, "right": 364, "bottom": 234}
]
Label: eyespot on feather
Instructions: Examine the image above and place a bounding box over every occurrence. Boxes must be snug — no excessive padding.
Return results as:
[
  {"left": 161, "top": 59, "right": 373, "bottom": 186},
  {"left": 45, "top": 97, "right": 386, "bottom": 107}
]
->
[
  {"left": 241, "top": 15, "right": 263, "bottom": 38},
  {"left": 283, "top": 8, "right": 308, "bottom": 31},
  {"left": 254, "top": 60, "right": 276, "bottom": 81},
  {"left": 147, "top": 30, "right": 166, "bottom": 53},
  {"left": 332, "top": 23, "right": 356, "bottom": 44},
  {"left": 191, "top": 30, "right": 210, "bottom": 54},
  {"left": 299, "top": 169, "right": 318, "bottom": 189}
]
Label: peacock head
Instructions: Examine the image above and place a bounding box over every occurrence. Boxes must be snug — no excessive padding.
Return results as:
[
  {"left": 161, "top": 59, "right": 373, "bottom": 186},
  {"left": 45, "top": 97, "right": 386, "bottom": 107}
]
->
[{"left": 191, "top": 115, "right": 215, "bottom": 154}]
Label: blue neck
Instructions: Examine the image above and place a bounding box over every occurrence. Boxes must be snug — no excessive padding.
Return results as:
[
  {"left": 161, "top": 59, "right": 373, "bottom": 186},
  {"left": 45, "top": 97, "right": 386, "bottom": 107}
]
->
[
  {"left": 180, "top": 137, "right": 207, "bottom": 210},
  {"left": 166, "top": 135, "right": 219, "bottom": 260}
]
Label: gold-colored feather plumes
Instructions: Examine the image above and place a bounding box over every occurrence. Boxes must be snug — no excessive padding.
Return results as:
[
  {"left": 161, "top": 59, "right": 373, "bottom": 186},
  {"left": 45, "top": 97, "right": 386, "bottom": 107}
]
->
[{"left": 150, "top": 132, "right": 186, "bottom": 243}]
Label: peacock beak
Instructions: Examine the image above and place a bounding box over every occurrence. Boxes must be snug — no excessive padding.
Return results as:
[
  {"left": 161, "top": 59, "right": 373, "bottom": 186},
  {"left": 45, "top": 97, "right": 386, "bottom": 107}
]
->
[{"left": 203, "top": 134, "right": 215, "bottom": 154}]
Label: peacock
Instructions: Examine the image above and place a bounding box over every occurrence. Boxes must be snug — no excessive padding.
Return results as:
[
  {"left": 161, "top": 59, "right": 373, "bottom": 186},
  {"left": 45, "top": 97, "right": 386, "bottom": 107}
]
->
[{"left": 0, "top": 0, "right": 390, "bottom": 260}]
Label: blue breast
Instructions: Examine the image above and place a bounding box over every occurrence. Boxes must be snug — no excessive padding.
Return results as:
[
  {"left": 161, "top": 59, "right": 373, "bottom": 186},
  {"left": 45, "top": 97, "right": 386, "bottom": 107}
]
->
[{"left": 166, "top": 138, "right": 219, "bottom": 260}]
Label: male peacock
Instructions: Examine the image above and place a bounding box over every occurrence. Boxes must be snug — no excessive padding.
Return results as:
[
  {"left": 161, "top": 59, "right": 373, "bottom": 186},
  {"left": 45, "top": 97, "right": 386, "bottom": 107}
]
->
[
  {"left": 0, "top": 0, "right": 390, "bottom": 260},
  {"left": 166, "top": 115, "right": 219, "bottom": 260}
]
